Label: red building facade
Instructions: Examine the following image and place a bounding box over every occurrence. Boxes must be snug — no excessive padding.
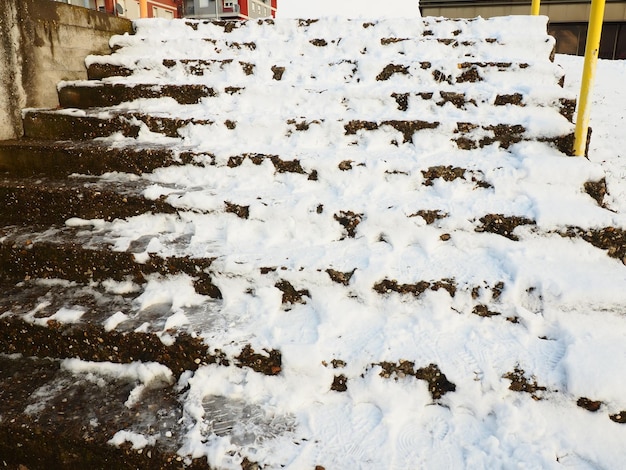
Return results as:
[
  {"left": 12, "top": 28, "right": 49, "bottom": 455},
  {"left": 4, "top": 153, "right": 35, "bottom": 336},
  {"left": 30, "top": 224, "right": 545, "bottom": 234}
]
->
[
  {"left": 237, "top": 0, "right": 277, "bottom": 18},
  {"left": 184, "top": 0, "right": 277, "bottom": 19},
  {"left": 59, "top": 0, "right": 276, "bottom": 20},
  {"left": 96, "top": 0, "right": 181, "bottom": 19}
]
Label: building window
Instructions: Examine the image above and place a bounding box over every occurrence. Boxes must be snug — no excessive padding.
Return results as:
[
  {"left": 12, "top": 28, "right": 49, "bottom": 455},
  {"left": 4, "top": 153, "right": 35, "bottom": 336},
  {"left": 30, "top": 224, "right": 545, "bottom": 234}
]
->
[
  {"left": 616, "top": 25, "right": 626, "bottom": 59},
  {"left": 549, "top": 22, "right": 626, "bottom": 60},
  {"left": 550, "top": 24, "right": 585, "bottom": 56}
]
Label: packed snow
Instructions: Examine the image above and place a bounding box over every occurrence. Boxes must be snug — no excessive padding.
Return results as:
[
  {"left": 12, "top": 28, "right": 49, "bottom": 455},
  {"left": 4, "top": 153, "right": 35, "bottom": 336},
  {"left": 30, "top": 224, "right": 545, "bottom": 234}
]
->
[
  {"left": 557, "top": 54, "right": 626, "bottom": 214},
  {"left": 18, "top": 15, "right": 626, "bottom": 469}
]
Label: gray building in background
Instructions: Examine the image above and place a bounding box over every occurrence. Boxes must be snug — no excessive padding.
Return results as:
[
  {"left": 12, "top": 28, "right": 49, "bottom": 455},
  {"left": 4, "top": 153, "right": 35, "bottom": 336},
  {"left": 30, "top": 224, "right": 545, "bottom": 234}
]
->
[{"left": 421, "top": 0, "right": 626, "bottom": 59}]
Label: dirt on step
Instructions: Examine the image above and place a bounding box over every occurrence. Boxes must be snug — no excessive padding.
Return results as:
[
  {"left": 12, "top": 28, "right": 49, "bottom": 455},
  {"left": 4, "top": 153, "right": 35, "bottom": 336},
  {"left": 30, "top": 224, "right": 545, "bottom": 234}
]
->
[
  {"left": 326, "top": 268, "right": 356, "bottom": 285},
  {"left": 583, "top": 178, "right": 607, "bottom": 206},
  {"left": 373, "top": 278, "right": 456, "bottom": 297},
  {"left": 236, "top": 345, "right": 282, "bottom": 375},
  {"left": 609, "top": 412, "right": 626, "bottom": 424},
  {"left": 475, "top": 214, "right": 536, "bottom": 241},
  {"left": 494, "top": 93, "right": 523, "bottom": 106},
  {"left": 503, "top": 367, "right": 547, "bottom": 399},
  {"left": 344, "top": 120, "right": 439, "bottom": 143},
  {"left": 334, "top": 211, "right": 363, "bottom": 238},
  {"left": 271, "top": 65, "right": 285, "bottom": 80},
  {"left": 422, "top": 165, "right": 466, "bottom": 185},
  {"left": 409, "top": 209, "right": 448, "bottom": 224},
  {"left": 376, "top": 361, "right": 456, "bottom": 399},
  {"left": 563, "top": 226, "right": 626, "bottom": 262},
  {"left": 275, "top": 280, "right": 310, "bottom": 305},
  {"left": 376, "top": 64, "right": 409, "bottom": 81},
  {"left": 577, "top": 397, "right": 602, "bottom": 412},
  {"left": 225, "top": 201, "right": 250, "bottom": 219},
  {"left": 472, "top": 304, "right": 501, "bottom": 317},
  {"left": 391, "top": 92, "right": 409, "bottom": 111},
  {"left": 330, "top": 374, "right": 348, "bottom": 392}
]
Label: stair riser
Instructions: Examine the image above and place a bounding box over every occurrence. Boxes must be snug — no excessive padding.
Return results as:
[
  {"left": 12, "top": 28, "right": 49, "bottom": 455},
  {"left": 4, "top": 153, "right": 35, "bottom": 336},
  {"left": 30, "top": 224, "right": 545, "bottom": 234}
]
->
[
  {"left": 0, "top": 186, "right": 177, "bottom": 226},
  {"left": 23, "top": 112, "right": 141, "bottom": 140},
  {"left": 58, "top": 83, "right": 216, "bottom": 108},
  {"left": 0, "top": 142, "right": 190, "bottom": 177},
  {"left": 56, "top": 82, "right": 576, "bottom": 124},
  {"left": 22, "top": 111, "right": 575, "bottom": 154},
  {"left": 0, "top": 317, "right": 214, "bottom": 375},
  {"left": 0, "top": 241, "right": 221, "bottom": 298},
  {"left": 0, "top": 423, "right": 193, "bottom": 470},
  {"left": 0, "top": 355, "right": 191, "bottom": 470},
  {"left": 86, "top": 60, "right": 562, "bottom": 89},
  {"left": 87, "top": 59, "right": 251, "bottom": 80},
  {"left": 23, "top": 111, "right": 203, "bottom": 140}
]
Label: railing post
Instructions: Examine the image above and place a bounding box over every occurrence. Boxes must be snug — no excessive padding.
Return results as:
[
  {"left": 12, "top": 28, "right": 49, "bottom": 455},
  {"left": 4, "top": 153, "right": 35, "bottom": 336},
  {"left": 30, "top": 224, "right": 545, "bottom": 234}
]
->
[
  {"left": 531, "top": 0, "right": 541, "bottom": 15},
  {"left": 140, "top": 0, "right": 149, "bottom": 18},
  {"left": 573, "top": 0, "right": 606, "bottom": 156}
]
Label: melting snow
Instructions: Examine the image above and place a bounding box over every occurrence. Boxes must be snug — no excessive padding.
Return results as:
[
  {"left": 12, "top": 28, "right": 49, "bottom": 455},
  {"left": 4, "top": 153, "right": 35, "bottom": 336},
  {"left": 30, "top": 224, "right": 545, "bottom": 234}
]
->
[{"left": 29, "top": 16, "right": 626, "bottom": 469}]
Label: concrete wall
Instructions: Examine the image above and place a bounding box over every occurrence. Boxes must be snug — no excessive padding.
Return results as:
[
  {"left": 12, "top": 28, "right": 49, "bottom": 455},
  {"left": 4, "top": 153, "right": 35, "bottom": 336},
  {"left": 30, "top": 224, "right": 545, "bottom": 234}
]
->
[{"left": 0, "top": 0, "right": 132, "bottom": 140}]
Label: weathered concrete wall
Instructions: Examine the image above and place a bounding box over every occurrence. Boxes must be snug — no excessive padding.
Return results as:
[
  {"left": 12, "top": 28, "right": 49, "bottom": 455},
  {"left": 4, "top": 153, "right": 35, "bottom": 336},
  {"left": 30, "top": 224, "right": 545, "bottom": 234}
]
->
[
  {"left": 0, "top": 0, "right": 132, "bottom": 140},
  {"left": 0, "top": 0, "right": 25, "bottom": 140}
]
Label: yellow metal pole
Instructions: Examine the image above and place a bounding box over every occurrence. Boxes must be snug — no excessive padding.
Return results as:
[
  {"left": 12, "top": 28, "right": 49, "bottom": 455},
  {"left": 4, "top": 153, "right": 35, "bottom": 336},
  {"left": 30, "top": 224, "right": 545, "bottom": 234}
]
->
[
  {"left": 531, "top": 0, "right": 541, "bottom": 15},
  {"left": 573, "top": 0, "right": 606, "bottom": 156},
  {"left": 140, "top": 0, "right": 149, "bottom": 18}
]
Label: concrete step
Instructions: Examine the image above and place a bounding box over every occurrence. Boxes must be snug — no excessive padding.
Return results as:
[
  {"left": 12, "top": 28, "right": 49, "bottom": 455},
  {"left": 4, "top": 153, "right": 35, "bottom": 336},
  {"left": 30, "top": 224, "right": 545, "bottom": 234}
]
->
[
  {"left": 104, "top": 17, "right": 554, "bottom": 64},
  {"left": 105, "top": 35, "right": 527, "bottom": 60},
  {"left": 60, "top": 79, "right": 575, "bottom": 124},
  {"left": 134, "top": 17, "right": 547, "bottom": 46},
  {"left": 84, "top": 57, "right": 563, "bottom": 89},
  {"left": 0, "top": 225, "right": 221, "bottom": 297},
  {"left": 4, "top": 205, "right": 620, "bottom": 280},
  {"left": 21, "top": 109, "right": 204, "bottom": 140},
  {"left": 22, "top": 110, "right": 574, "bottom": 154},
  {"left": 0, "top": 176, "right": 177, "bottom": 226},
  {"left": 0, "top": 276, "right": 215, "bottom": 337},
  {"left": 86, "top": 58, "right": 252, "bottom": 80},
  {"left": 0, "top": 310, "right": 216, "bottom": 377},
  {"left": 0, "top": 139, "right": 201, "bottom": 177},
  {"left": 0, "top": 354, "right": 203, "bottom": 470},
  {"left": 58, "top": 83, "right": 215, "bottom": 108},
  {"left": 0, "top": 267, "right": 283, "bottom": 371},
  {"left": 0, "top": 351, "right": 287, "bottom": 469},
  {"left": 0, "top": 139, "right": 316, "bottom": 179}
]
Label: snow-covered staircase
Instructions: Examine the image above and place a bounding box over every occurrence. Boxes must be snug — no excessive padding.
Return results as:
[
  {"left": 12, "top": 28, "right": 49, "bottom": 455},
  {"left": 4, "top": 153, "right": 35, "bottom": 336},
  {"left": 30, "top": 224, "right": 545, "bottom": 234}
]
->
[{"left": 1, "top": 16, "right": 626, "bottom": 469}]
